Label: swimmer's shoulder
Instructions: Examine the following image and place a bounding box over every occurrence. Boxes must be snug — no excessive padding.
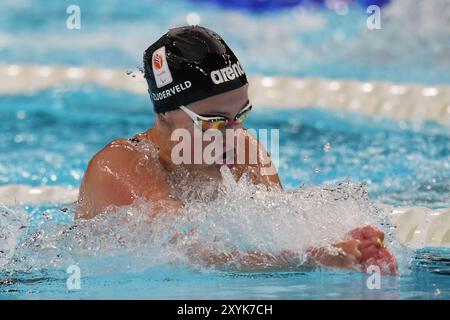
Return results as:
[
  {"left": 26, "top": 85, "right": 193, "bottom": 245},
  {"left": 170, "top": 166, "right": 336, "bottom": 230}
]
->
[
  {"left": 89, "top": 138, "right": 138, "bottom": 165},
  {"left": 86, "top": 134, "right": 158, "bottom": 173}
]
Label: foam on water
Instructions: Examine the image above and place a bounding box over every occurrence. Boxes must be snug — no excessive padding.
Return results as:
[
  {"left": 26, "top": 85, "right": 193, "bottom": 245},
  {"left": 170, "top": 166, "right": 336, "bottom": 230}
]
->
[
  {"left": 0, "top": 206, "right": 28, "bottom": 268},
  {"left": 0, "top": 166, "right": 409, "bottom": 277}
]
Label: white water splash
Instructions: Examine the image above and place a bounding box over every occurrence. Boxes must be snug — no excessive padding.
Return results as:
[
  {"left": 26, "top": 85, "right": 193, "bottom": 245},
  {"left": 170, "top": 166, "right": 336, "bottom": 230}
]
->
[
  {"left": 0, "top": 169, "right": 404, "bottom": 276},
  {"left": 0, "top": 205, "right": 29, "bottom": 268}
]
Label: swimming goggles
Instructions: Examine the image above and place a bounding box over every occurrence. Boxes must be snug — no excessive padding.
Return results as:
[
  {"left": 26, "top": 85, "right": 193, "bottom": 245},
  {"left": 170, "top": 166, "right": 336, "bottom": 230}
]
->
[{"left": 179, "top": 102, "right": 252, "bottom": 131}]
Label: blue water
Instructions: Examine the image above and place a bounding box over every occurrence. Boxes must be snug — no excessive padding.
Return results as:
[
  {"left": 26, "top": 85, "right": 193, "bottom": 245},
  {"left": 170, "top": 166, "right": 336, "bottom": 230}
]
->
[
  {"left": 1, "top": 86, "right": 450, "bottom": 299},
  {"left": 1, "top": 0, "right": 450, "bottom": 300},
  {"left": 2, "top": 260, "right": 450, "bottom": 300}
]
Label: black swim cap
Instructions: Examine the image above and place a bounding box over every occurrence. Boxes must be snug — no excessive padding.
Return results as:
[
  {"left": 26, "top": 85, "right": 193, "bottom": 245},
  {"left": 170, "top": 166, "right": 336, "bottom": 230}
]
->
[{"left": 143, "top": 26, "right": 248, "bottom": 113}]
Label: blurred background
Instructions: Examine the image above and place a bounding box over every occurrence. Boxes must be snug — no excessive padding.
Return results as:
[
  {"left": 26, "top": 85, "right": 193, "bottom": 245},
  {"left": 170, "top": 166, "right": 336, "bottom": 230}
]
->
[{"left": 1, "top": 0, "right": 449, "bottom": 83}]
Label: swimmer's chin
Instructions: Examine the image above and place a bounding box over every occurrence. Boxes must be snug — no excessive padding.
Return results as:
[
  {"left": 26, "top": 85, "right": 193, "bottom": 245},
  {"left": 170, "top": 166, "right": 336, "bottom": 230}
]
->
[{"left": 213, "top": 163, "right": 235, "bottom": 168}]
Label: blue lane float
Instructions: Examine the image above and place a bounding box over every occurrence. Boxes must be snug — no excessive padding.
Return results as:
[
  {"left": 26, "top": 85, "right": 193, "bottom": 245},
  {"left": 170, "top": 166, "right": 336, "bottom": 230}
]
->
[{"left": 186, "top": 0, "right": 390, "bottom": 12}]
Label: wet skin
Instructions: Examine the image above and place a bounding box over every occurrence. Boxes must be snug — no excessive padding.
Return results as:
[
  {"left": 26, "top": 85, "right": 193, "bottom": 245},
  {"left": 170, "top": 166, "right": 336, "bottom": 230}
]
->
[{"left": 76, "top": 85, "right": 398, "bottom": 275}]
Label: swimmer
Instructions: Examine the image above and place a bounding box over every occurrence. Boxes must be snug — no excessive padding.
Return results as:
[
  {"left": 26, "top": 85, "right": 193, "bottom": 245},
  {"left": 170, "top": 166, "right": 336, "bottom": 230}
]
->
[{"left": 76, "top": 26, "right": 398, "bottom": 275}]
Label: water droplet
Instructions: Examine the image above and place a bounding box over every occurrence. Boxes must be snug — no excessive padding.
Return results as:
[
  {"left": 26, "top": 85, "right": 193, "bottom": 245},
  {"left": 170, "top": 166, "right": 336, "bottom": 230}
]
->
[
  {"left": 186, "top": 12, "right": 201, "bottom": 25},
  {"left": 14, "top": 135, "right": 24, "bottom": 143},
  {"left": 21, "top": 171, "right": 30, "bottom": 178},
  {"left": 335, "top": 1, "right": 349, "bottom": 15},
  {"left": 16, "top": 110, "right": 26, "bottom": 120}
]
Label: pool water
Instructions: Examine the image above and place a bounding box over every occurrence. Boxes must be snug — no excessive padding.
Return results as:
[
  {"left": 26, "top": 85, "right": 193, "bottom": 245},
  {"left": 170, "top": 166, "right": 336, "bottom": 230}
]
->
[
  {"left": 1, "top": 0, "right": 450, "bottom": 300},
  {"left": 1, "top": 0, "right": 450, "bottom": 84},
  {"left": 1, "top": 261, "right": 450, "bottom": 300},
  {"left": 1, "top": 86, "right": 450, "bottom": 299}
]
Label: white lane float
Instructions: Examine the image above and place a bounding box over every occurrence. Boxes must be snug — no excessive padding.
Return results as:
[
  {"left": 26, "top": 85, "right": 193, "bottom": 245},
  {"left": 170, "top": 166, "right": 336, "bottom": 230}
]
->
[{"left": 1, "top": 64, "right": 450, "bottom": 125}]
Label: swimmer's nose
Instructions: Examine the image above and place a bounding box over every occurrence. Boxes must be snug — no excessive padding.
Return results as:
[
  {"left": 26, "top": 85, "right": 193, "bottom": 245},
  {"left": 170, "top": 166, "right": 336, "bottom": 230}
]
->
[{"left": 225, "top": 119, "right": 242, "bottom": 129}]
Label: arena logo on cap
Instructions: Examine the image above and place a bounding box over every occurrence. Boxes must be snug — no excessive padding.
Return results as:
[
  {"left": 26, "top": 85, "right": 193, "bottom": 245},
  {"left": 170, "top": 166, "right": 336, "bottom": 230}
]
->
[
  {"left": 210, "top": 61, "right": 245, "bottom": 85},
  {"left": 152, "top": 46, "right": 173, "bottom": 88}
]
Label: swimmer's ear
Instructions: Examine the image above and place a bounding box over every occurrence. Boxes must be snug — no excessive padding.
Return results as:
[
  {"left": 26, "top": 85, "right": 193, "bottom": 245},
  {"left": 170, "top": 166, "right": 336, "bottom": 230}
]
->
[
  {"left": 157, "top": 112, "right": 172, "bottom": 128},
  {"left": 158, "top": 112, "right": 169, "bottom": 122}
]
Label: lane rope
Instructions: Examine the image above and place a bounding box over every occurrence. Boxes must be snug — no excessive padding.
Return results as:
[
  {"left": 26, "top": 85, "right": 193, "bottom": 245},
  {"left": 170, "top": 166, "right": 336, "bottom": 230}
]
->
[{"left": 1, "top": 63, "right": 449, "bottom": 124}]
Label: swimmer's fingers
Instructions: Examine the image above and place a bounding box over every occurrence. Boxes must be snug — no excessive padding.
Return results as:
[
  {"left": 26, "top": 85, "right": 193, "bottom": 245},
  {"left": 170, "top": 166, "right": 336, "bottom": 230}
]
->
[
  {"left": 348, "top": 226, "right": 386, "bottom": 261},
  {"left": 357, "top": 236, "right": 389, "bottom": 261},
  {"left": 356, "top": 241, "right": 399, "bottom": 275},
  {"left": 333, "top": 239, "right": 362, "bottom": 261},
  {"left": 359, "top": 245, "right": 380, "bottom": 262},
  {"left": 320, "top": 250, "right": 359, "bottom": 269},
  {"left": 357, "top": 238, "right": 383, "bottom": 252},
  {"left": 307, "top": 242, "right": 361, "bottom": 269},
  {"left": 361, "top": 249, "right": 399, "bottom": 276}
]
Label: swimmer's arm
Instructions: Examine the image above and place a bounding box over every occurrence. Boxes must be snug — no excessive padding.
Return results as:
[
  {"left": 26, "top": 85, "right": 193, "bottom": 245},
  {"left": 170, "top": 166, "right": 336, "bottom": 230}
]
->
[
  {"left": 303, "top": 240, "right": 362, "bottom": 269},
  {"left": 185, "top": 240, "right": 360, "bottom": 272},
  {"left": 190, "top": 238, "right": 397, "bottom": 274}
]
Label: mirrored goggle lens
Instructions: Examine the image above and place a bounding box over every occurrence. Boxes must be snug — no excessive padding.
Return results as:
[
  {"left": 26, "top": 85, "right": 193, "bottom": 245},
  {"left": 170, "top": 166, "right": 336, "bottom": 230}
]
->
[
  {"left": 236, "top": 110, "right": 250, "bottom": 123},
  {"left": 199, "top": 119, "right": 227, "bottom": 130}
]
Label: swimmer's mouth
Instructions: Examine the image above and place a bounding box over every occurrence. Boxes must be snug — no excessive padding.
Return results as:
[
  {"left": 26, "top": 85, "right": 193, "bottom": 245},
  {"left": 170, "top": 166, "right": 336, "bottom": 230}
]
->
[
  {"left": 213, "top": 148, "right": 236, "bottom": 166},
  {"left": 213, "top": 152, "right": 226, "bottom": 165},
  {"left": 223, "top": 148, "right": 237, "bottom": 165}
]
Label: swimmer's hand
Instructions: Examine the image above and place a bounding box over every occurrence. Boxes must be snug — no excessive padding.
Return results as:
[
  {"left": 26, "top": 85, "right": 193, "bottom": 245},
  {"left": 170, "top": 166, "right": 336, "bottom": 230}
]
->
[
  {"left": 305, "top": 239, "right": 361, "bottom": 270},
  {"left": 306, "top": 226, "right": 398, "bottom": 275},
  {"left": 180, "top": 226, "right": 398, "bottom": 275},
  {"left": 347, "top": 225, "right": 399, "bottom": 276}
]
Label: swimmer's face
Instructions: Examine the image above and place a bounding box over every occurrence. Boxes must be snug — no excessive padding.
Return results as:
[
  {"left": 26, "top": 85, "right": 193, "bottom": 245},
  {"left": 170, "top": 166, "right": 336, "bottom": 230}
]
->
[{"left": 161, "top": 84, "right": 249, "bottom": 166}]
